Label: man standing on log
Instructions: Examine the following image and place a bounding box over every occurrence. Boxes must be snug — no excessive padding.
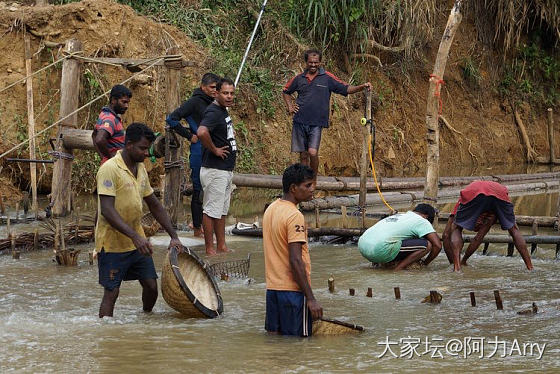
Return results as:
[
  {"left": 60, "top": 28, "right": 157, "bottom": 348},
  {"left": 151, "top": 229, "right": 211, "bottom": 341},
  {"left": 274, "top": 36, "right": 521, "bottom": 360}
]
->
[
  {"left": 282, "top": 49, "right": 371, "bottom": 178},
  {"left": 358, "top": 204, "right": 442, "bottom": 271},
  {"left": 166, "top": 73, "right": 220, "bottom": 237},
  {"left": 93, "top": 84, "right": 132, "bottom": 164},
  {"left": 442, "top": 181, "right": 534, "bottom": 272},
  {"left": 263, "top": 163, "right": 322, "bottom": 336},
  {"left": 197, "top": 78, "right": 237, "bottom": 256},
  {"left": 96, "top": 122, "right": 182, "bottom": 318}
]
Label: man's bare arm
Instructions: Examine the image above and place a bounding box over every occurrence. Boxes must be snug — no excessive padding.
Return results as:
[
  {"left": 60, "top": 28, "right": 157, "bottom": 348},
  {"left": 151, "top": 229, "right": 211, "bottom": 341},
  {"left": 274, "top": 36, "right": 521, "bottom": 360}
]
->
[
  {"left": 347, "top": 82, "right": 372, "bottom": 94},
  {"left": 282, "top": 93, "right": 299, "bottom": 114},
  {"left": 422, "top": 232, "right": 443, "bottom": 265},
  {"left": 289, "top": 242, "right": 323, "bottom": 320},
  {"left": 93, "top": 129, "right": 113, "bottom": 159}
]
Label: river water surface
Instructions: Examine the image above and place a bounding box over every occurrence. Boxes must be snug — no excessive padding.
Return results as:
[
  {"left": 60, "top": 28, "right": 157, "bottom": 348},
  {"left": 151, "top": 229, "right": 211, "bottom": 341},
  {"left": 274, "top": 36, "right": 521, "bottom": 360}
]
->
[{"left": 1, "top": 185, "right": 560, "bottom": 373}]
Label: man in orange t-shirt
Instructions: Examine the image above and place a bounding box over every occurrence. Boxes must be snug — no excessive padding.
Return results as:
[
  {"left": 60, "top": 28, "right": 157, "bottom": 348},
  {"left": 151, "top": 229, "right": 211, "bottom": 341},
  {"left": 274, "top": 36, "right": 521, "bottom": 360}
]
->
[{"left": 262, "top": 163, "right": 322, "bottom": 337}]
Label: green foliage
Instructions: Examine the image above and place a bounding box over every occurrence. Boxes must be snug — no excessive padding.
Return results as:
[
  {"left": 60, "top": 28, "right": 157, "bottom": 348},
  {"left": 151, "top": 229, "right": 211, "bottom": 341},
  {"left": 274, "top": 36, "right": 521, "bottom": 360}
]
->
[
  {"left": 498, "top": 43, "right": 560, "bottom": 107},
  {"left": 461, "top": 58, "right": 481, "bottom": 87}
]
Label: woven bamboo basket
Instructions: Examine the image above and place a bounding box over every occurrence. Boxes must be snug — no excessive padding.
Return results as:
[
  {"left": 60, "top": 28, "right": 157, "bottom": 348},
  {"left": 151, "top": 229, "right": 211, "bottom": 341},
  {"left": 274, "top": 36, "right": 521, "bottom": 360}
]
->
[
  {"left": 312, "top": 318, "right": 364, "bottom": 336},
  {"left": 161, "top": 246, "right": 223, "bottom": 318},
  {"left": 141, "top": 212, "right": 160, "bottom": 237}
]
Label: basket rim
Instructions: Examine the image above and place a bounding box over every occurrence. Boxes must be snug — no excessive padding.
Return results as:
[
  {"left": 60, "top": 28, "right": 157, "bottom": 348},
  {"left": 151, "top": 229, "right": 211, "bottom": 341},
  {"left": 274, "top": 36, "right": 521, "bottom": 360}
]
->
[{"left": 168, "top": 246, "right": 224, "bottom": 318}]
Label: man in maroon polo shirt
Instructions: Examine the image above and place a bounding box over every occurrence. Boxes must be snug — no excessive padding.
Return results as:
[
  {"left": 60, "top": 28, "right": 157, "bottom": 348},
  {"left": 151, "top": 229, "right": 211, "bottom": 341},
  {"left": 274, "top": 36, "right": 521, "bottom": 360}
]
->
[
  {"left": 442, "top": 181, "right": 533, "bottom": 272},
  {"left": 282, "top": 49, "right": 371, "bottom": 178}
]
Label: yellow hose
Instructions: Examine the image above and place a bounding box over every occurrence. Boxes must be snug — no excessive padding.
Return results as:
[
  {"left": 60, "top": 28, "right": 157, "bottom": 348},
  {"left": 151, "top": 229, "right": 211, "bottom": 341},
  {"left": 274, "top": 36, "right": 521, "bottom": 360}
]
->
[{"left": 368, "top": 134, "right": 395, "bottom": 213}]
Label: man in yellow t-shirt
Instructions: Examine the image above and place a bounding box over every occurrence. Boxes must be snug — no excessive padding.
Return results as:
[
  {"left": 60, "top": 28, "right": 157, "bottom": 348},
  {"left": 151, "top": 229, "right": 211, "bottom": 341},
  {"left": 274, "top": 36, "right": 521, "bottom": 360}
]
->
[
  {"left": 95, "top": 122, "right": 182, "bottom": 318},
  {"left": 263, "top": 163, "right": 322, "bottom": 337}
]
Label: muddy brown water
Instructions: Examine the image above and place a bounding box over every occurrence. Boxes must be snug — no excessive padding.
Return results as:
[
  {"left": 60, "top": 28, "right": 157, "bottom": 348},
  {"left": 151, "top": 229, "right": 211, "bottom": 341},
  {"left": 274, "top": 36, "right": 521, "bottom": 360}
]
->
[{"left": 1, "top": 185, "right": 560, "bottom": 372}]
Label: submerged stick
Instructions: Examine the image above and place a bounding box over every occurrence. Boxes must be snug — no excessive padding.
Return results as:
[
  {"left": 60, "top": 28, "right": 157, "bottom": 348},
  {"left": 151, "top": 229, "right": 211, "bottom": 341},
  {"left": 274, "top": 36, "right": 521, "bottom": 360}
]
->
[
  {"left": 470, "top": 291, "right": 476, "bottom": 307},
  {"left": 366, "top": 287, "right": 372, "bottom": 298},
  {"left": 494, "top": 290, "right": 503, "bottom": 310},
  {"left": 394, "top": 287, "right": 401, "bottom": 300}
]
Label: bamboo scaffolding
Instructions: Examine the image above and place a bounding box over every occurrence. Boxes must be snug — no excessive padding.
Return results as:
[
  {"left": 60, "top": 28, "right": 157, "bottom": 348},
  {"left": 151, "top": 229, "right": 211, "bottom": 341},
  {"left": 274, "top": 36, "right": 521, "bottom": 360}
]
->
[
  {"left": 231, "top": 172, "right": 560, "bottom": 191},
  {"left": 300, "top": 180, "right": 560, "bottom": 211}
]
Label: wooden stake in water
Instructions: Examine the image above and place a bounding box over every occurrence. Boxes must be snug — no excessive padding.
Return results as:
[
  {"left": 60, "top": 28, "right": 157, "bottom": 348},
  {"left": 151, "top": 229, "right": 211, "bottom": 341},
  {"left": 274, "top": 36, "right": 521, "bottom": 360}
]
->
[
  {"left": 361, "top": 208, "right": 366, "bottom": 229},
  {"left": 366, "top": 287, "right": 373, "bottom": 298},
  {"left": 315, "top": 207, "right": 320, "bottom": 228},
  {"left": 75, "top": 216, "right": 80, "bottom": 243},
  {"left": 88, "top": 252, "right": 94, "bottom": 265},
  {"left": 341, "top": 205, "right": 348, "bottom": 228},
  {"left": 349, "top": 288, "right": 355, "bottom": 296},
  {"left": 531, "top": 220, "right": 538, "bottom": 254},
  {"left": 394, "top": 287, "right": 401, "bottom": 300},
  {"left": 15, "top": 202, "right": 19, "bottom": 221},
  {"left": 33, "top": 228, "right": 39, "bottom": 251},
  {"left": 328, "top": 276, "right": 335, "bottom": 293},
  {"left": 6, "top": 216, "right": 11, "bottom": 240},
  {"left": 470, "top": 291, "right": 476, "bottom": 307},
  {"left": 507, "top": 242, "right": 514, "bottom": 257},
  {"left": 494, "top": 290, "right": 504, "bottom": 310},
  {"left": 0, "top": 192, "right": 5, "bottom": 215}
]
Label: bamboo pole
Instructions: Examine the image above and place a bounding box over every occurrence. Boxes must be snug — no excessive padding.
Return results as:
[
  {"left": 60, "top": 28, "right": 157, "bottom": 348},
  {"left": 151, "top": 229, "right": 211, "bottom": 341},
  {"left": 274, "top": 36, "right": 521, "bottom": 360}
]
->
[
  {"left": 24, "top": 36, "right": 38, "bottom": 218},
  {"left": 163, "top": 48, "right": 182, "bottom": 225},
  {"left": 359, "top": 90, "right": 372, "bottom": 208},
  {"left": 548, "top": 108, "right": 555, "bottom": 163},
  {"left": 424, "top": 0, "right": 463, "bottom": 203},
  {"left": 51, "top": 39, "right": 81, "bottom": 217}
]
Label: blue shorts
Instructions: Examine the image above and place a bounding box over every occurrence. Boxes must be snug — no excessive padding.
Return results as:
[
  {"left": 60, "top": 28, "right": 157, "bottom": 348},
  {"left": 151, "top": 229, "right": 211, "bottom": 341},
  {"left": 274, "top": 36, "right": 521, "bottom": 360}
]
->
[
  {"left": 393, "top": 238, "right": 429, "bottom": 261},
  {"left": 97, "top": 248, "right": 158, "bottom": 291},
  {"left": 265, "top": 290, "right": 313, "bottom": 337},
  {"left": 291, "top": 122, "right": 322, "bottom": 153},
  {"left": 455, "top": 194, "right": 515, "bottom": 231}
]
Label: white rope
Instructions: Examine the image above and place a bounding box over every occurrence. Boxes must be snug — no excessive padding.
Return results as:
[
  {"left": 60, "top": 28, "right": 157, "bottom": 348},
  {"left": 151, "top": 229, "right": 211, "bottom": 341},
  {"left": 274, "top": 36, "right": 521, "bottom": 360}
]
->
[{"left": 0, "top": 57, "right": 164, "bottom": 160}]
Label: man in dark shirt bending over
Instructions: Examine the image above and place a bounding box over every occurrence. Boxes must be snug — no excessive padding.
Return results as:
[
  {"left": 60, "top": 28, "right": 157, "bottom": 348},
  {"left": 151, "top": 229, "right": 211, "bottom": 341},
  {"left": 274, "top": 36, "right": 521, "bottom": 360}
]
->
[
  {"left": 166, "top": 73, "right": 220, "bottom": 237},
  {"left": 197, "top": 78, "right": 237, "bottom": 255}
]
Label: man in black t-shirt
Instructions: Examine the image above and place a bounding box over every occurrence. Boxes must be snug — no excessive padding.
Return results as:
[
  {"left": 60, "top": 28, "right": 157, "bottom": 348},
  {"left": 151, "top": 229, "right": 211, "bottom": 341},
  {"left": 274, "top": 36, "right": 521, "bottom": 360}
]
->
[{"left": 197, "top": 78, "right": 237, "bottom": 255}]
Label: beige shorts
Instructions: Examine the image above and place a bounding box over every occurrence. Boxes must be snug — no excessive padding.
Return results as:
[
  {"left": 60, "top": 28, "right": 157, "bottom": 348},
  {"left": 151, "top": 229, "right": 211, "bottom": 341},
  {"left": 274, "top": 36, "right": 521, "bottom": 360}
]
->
[{"left": 200, "top": 167, "right": 233, "bottom": 219}]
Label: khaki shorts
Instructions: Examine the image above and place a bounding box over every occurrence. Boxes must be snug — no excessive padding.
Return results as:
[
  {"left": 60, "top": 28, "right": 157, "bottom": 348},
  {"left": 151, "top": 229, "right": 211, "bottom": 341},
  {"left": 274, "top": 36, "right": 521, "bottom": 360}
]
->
[{"left": 200, "top": 167, "right": 233, "bottom": 219}]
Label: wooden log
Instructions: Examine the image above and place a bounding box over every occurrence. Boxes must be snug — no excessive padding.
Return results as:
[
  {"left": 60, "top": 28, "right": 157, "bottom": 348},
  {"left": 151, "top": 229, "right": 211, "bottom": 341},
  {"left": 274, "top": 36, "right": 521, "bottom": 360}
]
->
[
  {"left": 366, "top": 287, "right": 372, "bottom": 298},
  {"left": 301, "top": 180, "right": 560, "bottom": 211},
  {"left": 51, "top": 39, "right": 81, "bottom": 217},
  {"left": 494, "top": 290, "right": 503, "bottom": 310},
  {"left": 548, "top": 108, "right": 555, "bottom": 163},
  {"left": 513, "top": 107, "right": 537, "bottom": 162},
  {"left": 232, "top": 172, "right": 560, "bottom": 191},
  {"left": 424, "top": 0, "right": 463, "bottom": 202},
  {"left": 469, "top": 291, "right": 476, "bottom": 307},
  {"left": 394, "top": 287, "right": 401, "bottom": 300},
  {"left": 24, "top": 36, "right": 38, "bottom": 218},
  {"left": 328, "top": 276, "right": 334, "bottom": 293},
  {"left": 349, "top": 288, "right": 355, "bottom": 296},
  {"left": 163, "top": 50, "right": 182, "bottom": 225},
  {"left": 61, "top": 128, "right": 94, "bottom": 150},
  {"left": 359, "top": 90, "right": 372, "bottom": 208}
]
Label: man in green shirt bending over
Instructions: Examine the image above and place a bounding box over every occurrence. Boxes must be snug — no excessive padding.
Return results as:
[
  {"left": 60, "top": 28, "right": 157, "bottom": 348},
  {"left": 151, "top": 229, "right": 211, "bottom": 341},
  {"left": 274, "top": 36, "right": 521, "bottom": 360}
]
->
[{"left": 358, "top": 204, "right": 442, "bottom": 271}]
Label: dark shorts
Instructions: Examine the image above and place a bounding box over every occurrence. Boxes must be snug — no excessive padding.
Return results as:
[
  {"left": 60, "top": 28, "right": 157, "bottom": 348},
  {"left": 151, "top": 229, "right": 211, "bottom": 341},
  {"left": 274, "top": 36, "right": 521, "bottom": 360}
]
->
[
  {"left": 393, "top": 238, "right": 429, "bottom": 261},
  {"left": 265, "top": 290, "right": 313, "bottom": 337},
  {"left": 291, "top": 122, "right": 322, "bottom": 153},
  {"left": 97, "top": 248, "right": 158, "bottom": 291},
  {"left": 455, "top": 194, "right": 515, "bottom": 231}
]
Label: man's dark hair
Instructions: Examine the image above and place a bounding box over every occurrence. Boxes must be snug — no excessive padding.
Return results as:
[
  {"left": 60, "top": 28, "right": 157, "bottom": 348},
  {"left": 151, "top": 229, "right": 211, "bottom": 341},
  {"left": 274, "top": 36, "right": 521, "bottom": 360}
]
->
[
  {"left": 216, "top": 77, "right": 235, "bottom": 91},
  {"left": 282, "top": 163, "right": 314, "bottom": 193},
  {"left": 125, "top": 122, "right": 155, "bottom": 144},
  {"left": 304, "top": 49, "right": 322, "bottom": 62},
  {"left": 110, "top": 84, "right": 132, "bottom": 100},
  {"left": 413, "top": 203, "right": 437, "bottom": 224},
  {"left": 201, "top": 73, "right": 220, "bottom": 86}
]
